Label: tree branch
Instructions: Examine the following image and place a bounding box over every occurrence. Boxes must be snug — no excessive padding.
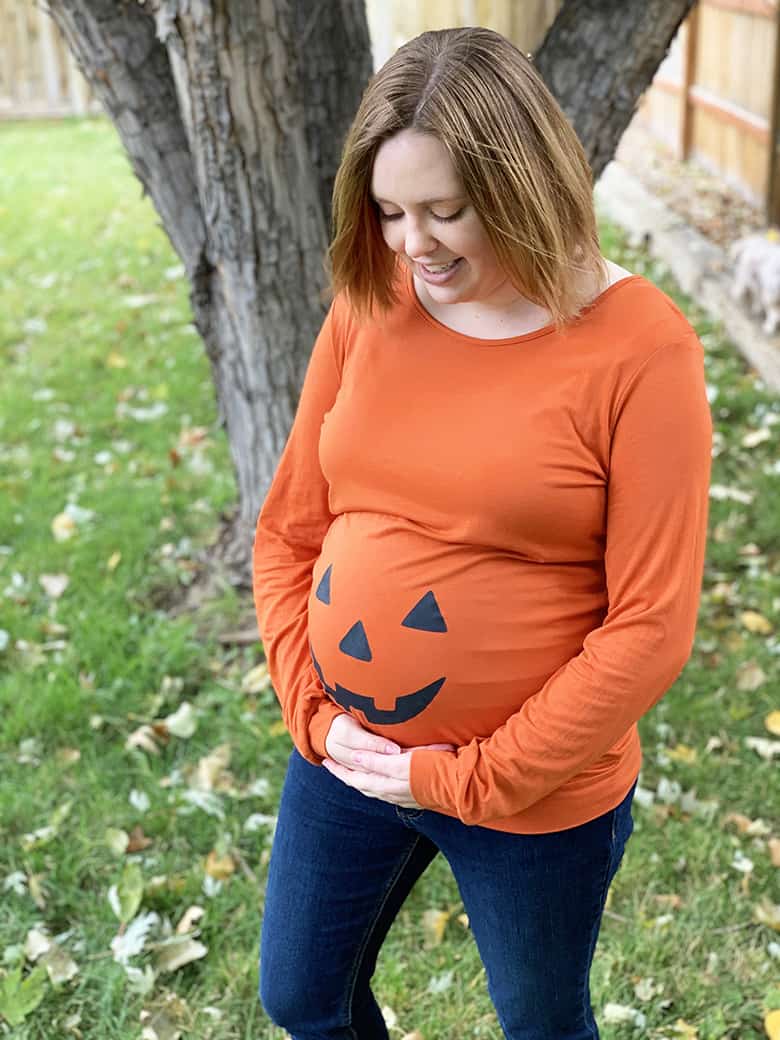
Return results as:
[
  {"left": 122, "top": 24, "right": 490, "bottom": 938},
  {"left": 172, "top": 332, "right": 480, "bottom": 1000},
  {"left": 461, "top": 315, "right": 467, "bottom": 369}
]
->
[{"left": 536, "top": 0, "right": 697, "bottom": 180}]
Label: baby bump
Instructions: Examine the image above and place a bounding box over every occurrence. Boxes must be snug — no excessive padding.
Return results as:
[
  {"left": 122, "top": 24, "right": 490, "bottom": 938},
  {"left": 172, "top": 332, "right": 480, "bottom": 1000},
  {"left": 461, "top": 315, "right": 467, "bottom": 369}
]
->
[{"left": 307, "top": 513, "right": 607, "bottom": 748}]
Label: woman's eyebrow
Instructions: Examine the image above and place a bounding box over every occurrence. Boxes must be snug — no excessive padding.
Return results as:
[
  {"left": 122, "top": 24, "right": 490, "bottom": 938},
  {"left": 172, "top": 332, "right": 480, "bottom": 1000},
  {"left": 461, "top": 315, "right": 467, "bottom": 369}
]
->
[{"left": 370, "top": 194, "right": 465, "bottom": 204}]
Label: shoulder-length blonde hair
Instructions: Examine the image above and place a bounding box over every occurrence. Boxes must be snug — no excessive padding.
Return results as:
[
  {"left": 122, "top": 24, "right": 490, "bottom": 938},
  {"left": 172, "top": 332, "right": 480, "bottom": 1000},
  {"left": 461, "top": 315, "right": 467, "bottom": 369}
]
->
[{"left": 328, "top": 26, "right": 607, "bottom": 328}]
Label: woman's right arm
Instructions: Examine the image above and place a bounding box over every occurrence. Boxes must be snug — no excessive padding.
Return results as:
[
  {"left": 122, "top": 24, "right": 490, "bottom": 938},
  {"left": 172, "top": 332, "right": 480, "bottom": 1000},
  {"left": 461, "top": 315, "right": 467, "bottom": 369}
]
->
[{"left": 252, "top": 300, "right": 347, "bottom": 763}]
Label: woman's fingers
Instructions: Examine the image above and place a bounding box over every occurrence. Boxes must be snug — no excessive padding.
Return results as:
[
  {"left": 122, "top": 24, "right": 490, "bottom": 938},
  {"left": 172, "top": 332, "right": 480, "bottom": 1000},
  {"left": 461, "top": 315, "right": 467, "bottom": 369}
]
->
[
  {"left": 325, "top": 713, "right": 456, "bottom": 774},
  {"left": 325, "top": 713, "right": 401, "bottom": 765},
  {"left": 322, "top": 754, "right": 420, "bottom": 809},
  {"left": 346, "top": 748, "right": 408, "bottom": 773}
]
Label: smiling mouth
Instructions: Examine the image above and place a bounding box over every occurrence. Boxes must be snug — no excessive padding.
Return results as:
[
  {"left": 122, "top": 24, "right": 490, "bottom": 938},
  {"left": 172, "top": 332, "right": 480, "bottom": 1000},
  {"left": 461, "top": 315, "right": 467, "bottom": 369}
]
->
[{"left": 310, "top": 646, "right": 446, "bottom": 725}]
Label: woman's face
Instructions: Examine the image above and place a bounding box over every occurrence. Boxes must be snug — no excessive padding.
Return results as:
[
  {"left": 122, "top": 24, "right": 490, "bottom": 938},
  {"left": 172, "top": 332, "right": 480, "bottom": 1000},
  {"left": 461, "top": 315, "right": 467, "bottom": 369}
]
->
[{"left": 370, "top": 129, "right": 521, "bottom": 309}]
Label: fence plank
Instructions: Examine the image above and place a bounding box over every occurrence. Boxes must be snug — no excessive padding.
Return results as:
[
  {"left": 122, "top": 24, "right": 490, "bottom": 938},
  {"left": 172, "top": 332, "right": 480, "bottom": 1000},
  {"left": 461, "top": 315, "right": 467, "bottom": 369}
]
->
[
  {"left": 767, "top": 4, "right": 780, "bottom": 222},
  {"left": 37, "top": 4, "right": 60, "bottom": 107},
  {"left": 679, "top": 8, "right": 699, "bottom": 160},
  {"left": 703, "top": 0, "right": 775, "bottom": 18}
]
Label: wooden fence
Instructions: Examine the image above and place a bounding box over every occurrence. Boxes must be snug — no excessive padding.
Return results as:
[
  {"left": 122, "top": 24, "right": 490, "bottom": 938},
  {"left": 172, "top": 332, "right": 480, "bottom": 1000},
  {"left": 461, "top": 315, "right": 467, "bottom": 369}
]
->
[
  {"left": 367, "top": 0, "right": 559, "bottom": 68},
  {"left": 0, "top": 0, "right": 98, "bottom": 117},
  {"left": 636, "top": 0, "right": 780, "bottom": 218},
  {"left": 3, "top": 0, "right": 780, "bottom": 221}
]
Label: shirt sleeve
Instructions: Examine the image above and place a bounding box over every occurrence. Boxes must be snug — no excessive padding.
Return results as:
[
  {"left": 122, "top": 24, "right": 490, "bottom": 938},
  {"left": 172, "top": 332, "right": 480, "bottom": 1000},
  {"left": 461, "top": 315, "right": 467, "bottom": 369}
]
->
[
  {"left": 252, "top": 301, "right": 347, "bottom": 763},
  {"left": 409, "top": 335, "right": 713, "bottom": 825}
]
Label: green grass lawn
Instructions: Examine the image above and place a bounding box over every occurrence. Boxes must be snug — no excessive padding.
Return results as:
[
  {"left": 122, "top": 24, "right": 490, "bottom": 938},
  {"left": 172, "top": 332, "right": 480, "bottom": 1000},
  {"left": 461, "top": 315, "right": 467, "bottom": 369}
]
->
[{"left": 0, "top": 117, "right": 778, "bottom": 1040}]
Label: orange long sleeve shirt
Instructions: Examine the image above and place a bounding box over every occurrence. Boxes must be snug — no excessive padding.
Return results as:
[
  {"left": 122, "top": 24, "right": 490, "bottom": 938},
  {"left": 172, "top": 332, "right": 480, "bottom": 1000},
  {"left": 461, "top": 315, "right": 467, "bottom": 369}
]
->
[{"left": 252, "top": 267, "right": 712, "bottom": 833}]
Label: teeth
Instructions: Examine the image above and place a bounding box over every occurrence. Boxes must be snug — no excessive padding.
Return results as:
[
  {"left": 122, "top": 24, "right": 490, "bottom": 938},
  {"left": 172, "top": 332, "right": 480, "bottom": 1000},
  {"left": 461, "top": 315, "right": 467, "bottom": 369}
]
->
[{"left": 423, "top": 260, "right": 458, "bottom": 273}]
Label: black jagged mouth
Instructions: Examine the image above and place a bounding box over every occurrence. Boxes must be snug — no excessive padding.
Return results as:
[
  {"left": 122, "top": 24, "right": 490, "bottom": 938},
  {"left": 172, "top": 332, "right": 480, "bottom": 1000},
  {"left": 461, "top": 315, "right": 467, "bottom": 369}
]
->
[{"left": 310, "top": 645, "right": 445, "bottom": 725}]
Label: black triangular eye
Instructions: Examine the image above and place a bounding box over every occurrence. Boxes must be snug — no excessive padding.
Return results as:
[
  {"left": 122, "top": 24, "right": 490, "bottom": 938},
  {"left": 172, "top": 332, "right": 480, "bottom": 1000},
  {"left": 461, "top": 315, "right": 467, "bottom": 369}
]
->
[
  {"left": 339, "top": 621, "right": 372, "bottom": 661},
  {"left": 401, "top": 591, "right": 447, "bottom": 633},
  {"left": 315, "top": 564, "right": 332, "bottom": 604}
]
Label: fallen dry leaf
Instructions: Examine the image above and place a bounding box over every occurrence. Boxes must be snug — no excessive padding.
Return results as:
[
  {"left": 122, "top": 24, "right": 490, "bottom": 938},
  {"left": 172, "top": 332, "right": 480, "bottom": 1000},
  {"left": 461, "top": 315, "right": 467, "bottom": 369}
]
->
[
  {"left": 422, "top": 908, "right": 451, "bottom": 949},
  {"left": 741, "top": 428, "right": 772, "bottom": 448},
  {"left": 769, "top": 838, "right": 780, "bottom": 868},
  {"left": 126, "top": 825, "right": 153, "bottom": 853},
  {"left": 205, "top": 850, "right": 235, "bottom": 880},
  {"left": 24, "top": 928, "right": 51, "bottom": 961},
  {"left": 159, "top": 702, "right": 196, "bottom": 739},
  {"left": 39, "top": 573, "right": 69, "bottom": 598},
  {"left": 603, "top": 1004, "right": 646, "bottom": 1027},
  {"left": 106, "top": 828, "right": 130, "bottom": 855},
  {"left": 63, "top": 1010, "right": 82, "bottom": 1036},
  {"left": 381, "top": 1005, "right": 397, "bottom": 1029},
  {"left": 40, "top": 942, "right": 79, "bottom": 984},
  {"left": 111, "top": 911, "right": 159, "bottom": 965},
  {"left": 746, "top": 737, "right": 780, "bottom": 761},
  {"left": 710, "top": 484, "right": 753, "bottom": 504},
  {"left": 633, "top": 976, "right": 660, "bottom": 1002},
  {"left": 56, "top": 747, "right": 81, "bottom": 767},
  {"left": 754, "top": 898, "right": 780, "bottom": 931},
  {"left": 740, "top": 611, "right": 773, "bottom": 635},
  {"left": 107, "top": 551, "right": 122, "bottom": 572},
  {"left": 154, "top": 936, "right": 207, "bottom": 974},
  {"left": 140, "top": 991, "right": 191, "bottom": 1040},
  {"left": 41, "top": 619, "right": 68, "bottom": 638},
  {"left": 725, "top": 813, "right": 759, "bottom": 834},
  {"left": 653, "top": 893, "right": 683, "bottom": 910},
  {"left": 175, "top": 906, "right": 204, "bottom": 935},
  {"left": 766, "top": 1009, "right": 780, "bottom": 1040},
  {"left": 723, "top": 629, "right": 745, "bottom": 653},
  {"left": 765, "top": 711, "right": 780, "bottom": 737},
  {"left": 189, "top": 744, "right": 232, "bottom": 791},
  {"left": 736, "top": 661, "right": 766, "bottom": 691},
  {"left": 28, "top": 874, "right": 46, "bottom": 910},
  {"left": 672, "top": 1020, "right": 698, "bottom": 1038},
  {"left": 126, "top": 725, "right": 163, "bottom": 755},
  {"left": 667, "top": 744, "right": 697, "bottom": 764},
  {"left": 242, "top": 662, "right": 271, "bottom": 693},
  {"left": 51, "top": 512, "right": 77, "bottom": 542}
]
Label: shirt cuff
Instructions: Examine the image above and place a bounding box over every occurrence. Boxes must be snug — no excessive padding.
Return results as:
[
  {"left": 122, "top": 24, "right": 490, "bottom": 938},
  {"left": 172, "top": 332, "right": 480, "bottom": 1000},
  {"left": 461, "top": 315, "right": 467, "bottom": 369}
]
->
[
  {"left": 409, "top": 747, "right": 456, "bottom": 813},
  {"left": 306, "top": 701, "right": 349, "bottom": 762}
]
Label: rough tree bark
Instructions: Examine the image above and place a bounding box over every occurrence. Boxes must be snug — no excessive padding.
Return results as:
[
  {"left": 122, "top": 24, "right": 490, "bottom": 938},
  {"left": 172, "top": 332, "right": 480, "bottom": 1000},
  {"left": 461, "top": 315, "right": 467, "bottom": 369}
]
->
[
  {"left": 45, "top": 0, "right": 372, "bottom": 588},
  {"left": 534, "top": 0, "right": 697, "bottom": 181},
  {"left": 45, "top": 0, "right": 694, "bottom": 590}
]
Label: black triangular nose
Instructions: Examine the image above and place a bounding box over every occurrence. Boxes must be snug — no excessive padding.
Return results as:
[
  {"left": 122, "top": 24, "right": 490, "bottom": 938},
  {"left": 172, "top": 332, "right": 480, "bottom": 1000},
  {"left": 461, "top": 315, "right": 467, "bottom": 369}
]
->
[
  {"left": 339, "top": 620, "right": 372, "bottom": 661},
  {"left": 402, "top": 590, "right": 447, "bottom": 632}
]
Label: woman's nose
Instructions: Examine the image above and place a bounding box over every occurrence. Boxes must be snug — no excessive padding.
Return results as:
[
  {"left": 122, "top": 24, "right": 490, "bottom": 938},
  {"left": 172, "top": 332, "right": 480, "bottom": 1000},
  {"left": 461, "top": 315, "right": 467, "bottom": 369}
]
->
[{"left": 404, "top": 220, "right": 438, "bottom": 258}]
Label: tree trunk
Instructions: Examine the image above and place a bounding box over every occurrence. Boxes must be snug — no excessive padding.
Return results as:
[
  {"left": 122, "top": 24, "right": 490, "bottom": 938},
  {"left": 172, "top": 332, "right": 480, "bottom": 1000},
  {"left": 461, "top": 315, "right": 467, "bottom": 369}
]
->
[
  {"left": 46, "top": 0, "right": 372, "bottom": 582},
  {"left": 536, "top": 0, "right": 697, "bottom": 180},
  {"left": 45, "top": 0, "right": 693, "bottom": 589}
]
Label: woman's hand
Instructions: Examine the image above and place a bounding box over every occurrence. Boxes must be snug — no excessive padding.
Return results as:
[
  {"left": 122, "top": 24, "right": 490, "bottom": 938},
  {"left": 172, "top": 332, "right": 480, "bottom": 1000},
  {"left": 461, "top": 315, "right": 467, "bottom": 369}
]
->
[{"left": 323, "top": 713, "right": 455, "bottom": 809}]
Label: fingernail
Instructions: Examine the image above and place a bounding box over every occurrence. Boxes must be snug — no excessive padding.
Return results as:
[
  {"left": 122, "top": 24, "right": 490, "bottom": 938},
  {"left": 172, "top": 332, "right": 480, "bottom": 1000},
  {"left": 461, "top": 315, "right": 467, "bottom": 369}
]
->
[
  {"left": 354, "top": 753, "right": 363, "bottom": 765},
  {"left": 384, "top": 744, "right": 399, "bottom": 754}
]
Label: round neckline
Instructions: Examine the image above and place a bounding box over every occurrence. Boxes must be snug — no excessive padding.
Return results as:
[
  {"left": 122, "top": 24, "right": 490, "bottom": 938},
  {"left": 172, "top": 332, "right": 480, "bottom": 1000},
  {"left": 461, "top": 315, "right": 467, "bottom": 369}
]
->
[{"left": 402, "top": 264, "right": 644, "bottom": 346}]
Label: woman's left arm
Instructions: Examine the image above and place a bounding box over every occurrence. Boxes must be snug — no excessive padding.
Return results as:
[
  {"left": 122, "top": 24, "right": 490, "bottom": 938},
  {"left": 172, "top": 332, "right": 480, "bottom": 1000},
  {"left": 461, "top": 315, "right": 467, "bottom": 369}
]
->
[{"left": 408, "top": 334, "right": 713, "bottom": 825}]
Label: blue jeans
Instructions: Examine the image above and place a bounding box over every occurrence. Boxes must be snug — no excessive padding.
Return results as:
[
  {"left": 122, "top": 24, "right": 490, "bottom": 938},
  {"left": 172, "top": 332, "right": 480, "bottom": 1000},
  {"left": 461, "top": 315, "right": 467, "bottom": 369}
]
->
[{"left": 260, "top": 748, "right": 636, "bottom": 1039}]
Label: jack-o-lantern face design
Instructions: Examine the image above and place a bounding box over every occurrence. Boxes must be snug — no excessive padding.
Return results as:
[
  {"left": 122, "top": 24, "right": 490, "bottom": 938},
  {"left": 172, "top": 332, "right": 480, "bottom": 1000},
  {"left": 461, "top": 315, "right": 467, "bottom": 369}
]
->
[{"left": 309, "top": 563, "right": 448, "bottom": 725}]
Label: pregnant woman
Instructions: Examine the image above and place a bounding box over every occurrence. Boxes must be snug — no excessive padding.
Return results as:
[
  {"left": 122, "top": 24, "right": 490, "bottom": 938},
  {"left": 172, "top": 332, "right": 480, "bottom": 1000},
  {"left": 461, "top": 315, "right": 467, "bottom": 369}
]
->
[{"left": 252, "top": 26, "right": 712, "bottom": 1039}]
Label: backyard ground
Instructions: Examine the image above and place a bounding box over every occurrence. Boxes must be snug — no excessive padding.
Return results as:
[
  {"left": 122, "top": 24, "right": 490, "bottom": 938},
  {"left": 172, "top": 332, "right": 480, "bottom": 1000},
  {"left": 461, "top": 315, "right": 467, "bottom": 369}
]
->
[
  {"left": 615, "top": 120, "right": 766, "bottom": 251},
  {"left": 0, "top": 117, "right": 779, "bottom": 1040}
]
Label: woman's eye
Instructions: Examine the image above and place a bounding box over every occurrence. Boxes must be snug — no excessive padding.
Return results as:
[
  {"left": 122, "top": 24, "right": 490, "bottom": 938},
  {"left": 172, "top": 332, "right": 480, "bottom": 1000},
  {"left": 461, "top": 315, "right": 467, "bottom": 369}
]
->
[
  {"left": 377, "top": 208, "right": 465, "bottom": 223},
  {"left": 434, "top": 209, "right": 464, "bottom": 223}
]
